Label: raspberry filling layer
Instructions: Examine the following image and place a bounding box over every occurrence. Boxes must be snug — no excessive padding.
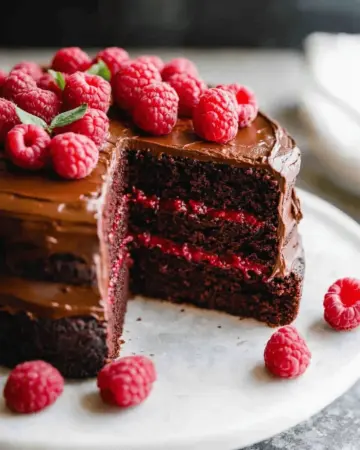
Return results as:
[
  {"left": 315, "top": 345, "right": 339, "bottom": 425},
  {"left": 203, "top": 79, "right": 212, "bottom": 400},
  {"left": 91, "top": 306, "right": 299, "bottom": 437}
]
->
[
  {"left": 129, "top": 188, "right": 262, "bottom": 228},
  {"left": 132, "top": 232, "right": 267, "bottom": 279}
]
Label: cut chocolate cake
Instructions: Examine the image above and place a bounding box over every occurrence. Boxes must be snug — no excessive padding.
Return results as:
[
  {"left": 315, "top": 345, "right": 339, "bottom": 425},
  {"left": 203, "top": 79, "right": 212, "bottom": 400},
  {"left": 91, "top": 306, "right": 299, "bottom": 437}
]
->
[{"left": 0, "top": 52, "right": 304, "bottom": 378}]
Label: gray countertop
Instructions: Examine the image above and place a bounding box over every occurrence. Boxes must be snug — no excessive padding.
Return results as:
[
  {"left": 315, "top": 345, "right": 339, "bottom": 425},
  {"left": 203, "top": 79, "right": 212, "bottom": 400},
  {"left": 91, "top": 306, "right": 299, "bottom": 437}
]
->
[{"left": 1, "top": 48, "right": 359, "bottom": 450}]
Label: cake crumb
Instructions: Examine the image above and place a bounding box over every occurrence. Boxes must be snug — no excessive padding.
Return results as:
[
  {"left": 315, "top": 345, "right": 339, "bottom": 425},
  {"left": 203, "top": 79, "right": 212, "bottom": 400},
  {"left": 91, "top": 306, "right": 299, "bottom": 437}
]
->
[
  {"left": 180, "top": 308, "right": 185, "bottom": 312},
  {"left": 217, "top": 325, "right": 222, "bottom": 329},
  {"left": 136, "top": 317, "right": 142, "bottom": 322}
]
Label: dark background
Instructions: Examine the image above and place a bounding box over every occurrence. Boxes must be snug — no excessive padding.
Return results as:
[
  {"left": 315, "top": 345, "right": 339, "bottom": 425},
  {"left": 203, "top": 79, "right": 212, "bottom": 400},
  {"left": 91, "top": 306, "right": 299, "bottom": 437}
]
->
[{"left": 1, "top": 0, "right": 360, "bottom": 48}]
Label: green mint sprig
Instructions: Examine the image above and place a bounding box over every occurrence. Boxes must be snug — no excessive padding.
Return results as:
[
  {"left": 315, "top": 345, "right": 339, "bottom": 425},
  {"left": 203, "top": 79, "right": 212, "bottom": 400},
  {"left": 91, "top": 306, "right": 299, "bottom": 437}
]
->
[
  {"left": 48, "top": 70, "right": 66, "bottom": 90},
  {"left": 16, "top": 104, "right": 88, "bottom": 133},
  {"left": 87, "top": 59, "right": 111, "bottom": 82}
]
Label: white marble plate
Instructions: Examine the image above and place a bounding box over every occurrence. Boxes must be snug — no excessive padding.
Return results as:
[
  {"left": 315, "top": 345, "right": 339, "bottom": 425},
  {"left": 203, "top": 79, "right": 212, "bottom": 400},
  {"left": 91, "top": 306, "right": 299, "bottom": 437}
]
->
[{"left": 1, "top": 189, "right": 360, "bottom": 450}]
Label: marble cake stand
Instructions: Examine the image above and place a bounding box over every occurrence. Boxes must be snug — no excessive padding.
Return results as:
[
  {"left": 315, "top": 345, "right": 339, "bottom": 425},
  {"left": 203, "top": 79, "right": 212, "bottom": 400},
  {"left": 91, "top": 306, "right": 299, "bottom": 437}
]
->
[{"left": 1, "top": 189, "right": 360, "bottom": 450}]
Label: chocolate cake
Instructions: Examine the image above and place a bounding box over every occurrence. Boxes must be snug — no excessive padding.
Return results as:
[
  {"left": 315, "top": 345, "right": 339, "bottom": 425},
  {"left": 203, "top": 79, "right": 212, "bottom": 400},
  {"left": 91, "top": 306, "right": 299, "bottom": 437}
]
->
[{"left": 0, "top": 65, "right": 304, "bottom": 378}]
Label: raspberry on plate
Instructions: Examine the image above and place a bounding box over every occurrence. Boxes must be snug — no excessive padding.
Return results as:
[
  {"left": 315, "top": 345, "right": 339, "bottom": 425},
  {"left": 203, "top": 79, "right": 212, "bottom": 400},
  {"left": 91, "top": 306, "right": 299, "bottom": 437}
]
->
[
  {"left": 324, "top": 278, "right": 360, "bottom": 331},
  {"left": 51, "top": 47, "right": 92, "bottom": 74},
  {"left": 193, "top": 88, "right": 238, "bottom": 144},
  {"left": 14, "top": 88, "right": 61, "bottom": 124},
  {"left": 161, "top": 57, "right": 199, "bottom": 81},
  {"left": 3, "top": 360, "right": 64, "bottom": 414},
  {"left": 94, "top": 47, "right": 130, "bottom": 77},
  {"left": 6, "top": 124, "right": 51, "bottom": 170},
  {"left": 97, "top": 355, "right": 156, "bottom": 407},
  {"left": 264, "top": 326, "right": 311, "bottom": 379},
  {"left": 112, "top": 60, "right": 161, "bottom": 110},
  {"left": 12, "top": 61, "right": 43, "bottom": 81},
  {"left": 50, "top": 132, "right": 99, "bottom": 179},
  {"left": 54, "top": 107, "right": 109, "bottom": 146},
  {"left": 135, "top": 55, "right": 164, "bottom": 72},
  {"left": 63, "top": 72, "right": 111, "bottom": 113},
  {"left": 2, "top": 70, "right": 37, "bottom": 101},
  {"left": 168, "top": 73, "right": 207, "bottom": 117},
  {"left": 0, "top": 98, "right": 20, "bottom": 143},
  {"left": 217, "top": 83, "right": 258, "bottom": 128},
  {"left": 133, "top": 82, "right": 179, "bottom": 136}
]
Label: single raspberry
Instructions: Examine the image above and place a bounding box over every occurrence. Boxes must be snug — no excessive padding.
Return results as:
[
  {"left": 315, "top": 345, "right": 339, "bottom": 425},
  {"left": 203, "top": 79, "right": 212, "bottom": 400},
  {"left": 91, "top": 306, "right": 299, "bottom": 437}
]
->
[
  {"left": 112, "top": 60, "right": 161, "bottom": 110},
  {"left": 97, "top": 355, "right": 156, "bottom": 407},
  {"left": 50, "top": 132, "right": 99, "bottom": 179},
  {"left": 192, "top": 88, "right": 238, "bottom": 144},
  {"left": 37, "top": 73, "right": 63, "bottom": 98},
  {"left": 6, "top": 124, "right": 51, "bottom": 170},
  {"left": 217, "top": 83, "right": 258, "bottom": 127},
  {"left": 135, "top": 55, "right": 164, "bottom": 72},
  {"left": 0, "top": 98, "right": 20, "bottom": 143},
  {"left": 2, "top": 70, "right": 37, "bottom": 101},
  {"left": 63, "top": 72, "right": 111, "bottom": 113},
  {"left": 94, "top": 47, "right": 130, "bottom": 77},
  {"left": 264, "top": 326, "right": 311, "bottom": 379},
  {"left": 133, "top": 82, "right": 179, "bottom": 136},
  {"left": 54, "top": 108, "right": 109, "bottom": 146},
  {"left": 14, "top": 88, "right": 61, "bottom": 124},
  {"left": 161, "top": 57, "right": 199, "bottom": 81},
  {"left": 0, "top": 69, "right": 8, "bottom": 96},
  {"left": 12, "top": 61, "right": 43, "bottom": 81},
  {"left": 51, "top": 47, "right": 91, "bottom": 74},
  {"left": 324, "top": 278, "right": 360, "bottom": 331},
  {"left": 3, "top": 360, "right": 64, "bottom": 414},
  {"left": 167, "top": 73, "right": 207, "bottom": 117}
]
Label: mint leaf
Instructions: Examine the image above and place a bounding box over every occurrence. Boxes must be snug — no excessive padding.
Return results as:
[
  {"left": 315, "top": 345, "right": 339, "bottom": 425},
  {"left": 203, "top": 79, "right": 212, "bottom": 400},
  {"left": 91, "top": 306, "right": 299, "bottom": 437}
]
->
[
  {"left": 87, "top": 59, "right": 111, "bottom": 81},
  {"left": 16, "top": 106, "right": 47, "bottom": 128},
  {"left": 48, "top": 104, "right": 88, "bottom": 131},
  {"left": 48, "top": 70, "right": 66, "bottom": 90}
]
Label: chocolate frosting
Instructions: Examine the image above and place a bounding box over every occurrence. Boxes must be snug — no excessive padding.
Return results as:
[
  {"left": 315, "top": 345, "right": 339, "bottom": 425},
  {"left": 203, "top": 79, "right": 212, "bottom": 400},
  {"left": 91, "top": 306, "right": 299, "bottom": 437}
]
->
[{"left": 0, "top": 111, "right": 302, "bottom": 319}]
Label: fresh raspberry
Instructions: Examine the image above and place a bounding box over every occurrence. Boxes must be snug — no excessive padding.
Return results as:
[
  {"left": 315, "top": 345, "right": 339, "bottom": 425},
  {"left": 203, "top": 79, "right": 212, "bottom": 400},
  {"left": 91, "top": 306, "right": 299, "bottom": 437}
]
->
[
  {"left": 54, "top": 108, "right": 109, "bottom": 146},
  {"left": 50, "top": 132, "right": 99, "bottom": 179},
  {"left": 37, "top": 73, "right": 63, "bottom": 98},
  {"left": 3, "top": 360, "right": 64, "bottom": 414},
  {"left": 168, "top": 73, "right": 207, "bottom": 117},
  {"left": 161, "top": 57, "right": 199, "bottom": 81},
  {"left": 324, "top": 278, "right": 360, "bottom": 331},
  {"left": 51, "top": 47, "right": 91, "bottom": 74},
  {"left": 2, "top": 70, "right": 37, "bottom": 101},
  {"left": 94, "top": 47, "right": 130, "bottom": 77},
  {"left": 6, "top": 124, "right": 51, "bottom": 170},
  {"left": 63, "top": 72, "right": 111, "bottom": 113},
  {"left": 264, "top": 326, "right": 311, "bottom": 379},
  {"left": 135, "top": 55, "right": 164, "bottom": 72},
  {"left": 217, "top": 83, "right": 258, "bottom": 127},
  {"left": 0, "top": 98, "right": 20, "bottom": 143},
  {"left": 112, "top": 60, "right": 161, "bottom": 110},
  {"left": 97, "top": 355, "right": 156, "bottom": 407},
  {"left": 15, "top": 88, "right": 61, "bottom": 124},
  {"left": 133, "top": 82, "right": 179, "bottom": 136},
  {"left": 0, "top": 70, "right": 8, "bottom": 96},
  {"left": 12, "top": 61, "right": 43, "bottom": 81},
  {"left": 192, "top": 88, "right": 238, "bottom": 144}
]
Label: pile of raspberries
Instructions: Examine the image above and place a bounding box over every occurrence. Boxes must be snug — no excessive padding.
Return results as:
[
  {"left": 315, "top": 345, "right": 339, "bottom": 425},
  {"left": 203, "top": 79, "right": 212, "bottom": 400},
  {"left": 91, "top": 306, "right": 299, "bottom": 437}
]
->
[{"left": 0, "top": 46, "right": 259, "bottom": 179}]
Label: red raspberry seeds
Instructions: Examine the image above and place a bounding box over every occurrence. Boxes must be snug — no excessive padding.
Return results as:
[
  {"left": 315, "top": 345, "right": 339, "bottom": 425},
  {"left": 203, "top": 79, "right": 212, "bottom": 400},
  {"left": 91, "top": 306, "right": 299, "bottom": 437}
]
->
[
  {"left": 193, "top": 88, "right": 239, "bottom": 144},
  {"left": 51, "top": 47, "right": 91, "bottom": 74},
  {"left": 97, "top": 355, "right": 156, "bottom": 407},
  {"left": 6, "top": 124, "right": 51, "bottom": 170},
  {"left": 135, "top": 55, "right": 164, "bottom": 72},
  {"left": 12, "top": 61, "right": 43, "bottom": 81},
  {"left": 63, "top": 72, "right": 111, "bottom": 113},
  {"left": 112, "top": 60, "right": 161, "bottom": 110},
  {"left": 264, "top": 326, "right": 311, "bottom": 379},
  {"left": 168, "top": 73, "right": 207, "bottom": 117},
  {"left": 3, "top": 360, "right": 64, "bottom": 414},
  {"left": 133, "top": 82, "right": 179, "bottom": 136},
  {"left": 94, "top": 47, "right": 130, "bottom": 77},
  {"left": 50, "top": 132, "right": 99, "bottom": 179},
  {"left": 2, "top": 70, "right": 37, "bottom": 101},
  {"left": 54, "top": 107, "right": 109, "bottom": 146},
  {"left": 14, "top": 88, "right": 61, "bottom": 124},
  {"left": 324, "top": 278, "right": 360, "bottom": 331},
  {"left": 217, "top": 83, "right": 258, "bottom": 127},
  {"left": 0, "top": 98, "right": 20, "bottom": 143},
  {"left": 161, "top": 57, "right": 198, "bottom": 81}
]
